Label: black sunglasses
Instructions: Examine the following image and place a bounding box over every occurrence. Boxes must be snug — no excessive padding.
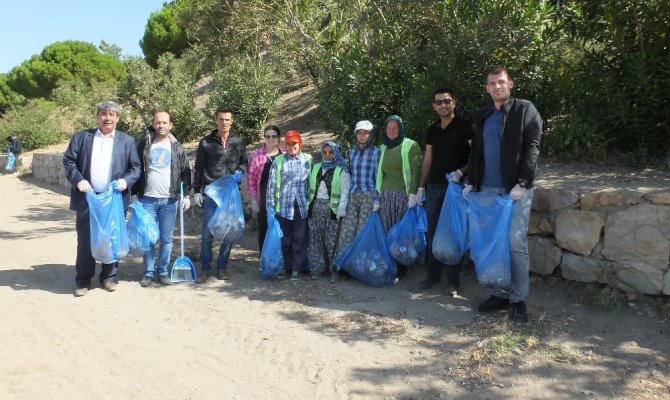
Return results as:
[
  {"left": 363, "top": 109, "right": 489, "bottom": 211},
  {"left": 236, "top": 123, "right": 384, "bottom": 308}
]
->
[{"left": 433, "top": 99, "right": 453, "bottom": 105}]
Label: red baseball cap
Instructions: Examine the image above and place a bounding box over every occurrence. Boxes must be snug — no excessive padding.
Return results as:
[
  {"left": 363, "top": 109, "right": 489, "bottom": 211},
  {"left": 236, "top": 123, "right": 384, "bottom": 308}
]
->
[{"left": 284, "top": 129, "right": 302, "bottom": 146}]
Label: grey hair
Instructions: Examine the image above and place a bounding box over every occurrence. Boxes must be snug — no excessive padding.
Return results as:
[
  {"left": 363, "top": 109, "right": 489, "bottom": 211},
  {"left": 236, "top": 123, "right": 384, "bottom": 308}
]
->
[{"left": 96, "top": 101, "right": 122, "bottom": 116}]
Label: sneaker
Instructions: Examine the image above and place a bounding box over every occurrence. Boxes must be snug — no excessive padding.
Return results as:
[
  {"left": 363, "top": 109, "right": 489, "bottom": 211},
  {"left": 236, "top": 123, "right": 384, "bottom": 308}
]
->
[
  {"left": 140, "top": 276, "right": 154, "bottom": 287},
  {"left": 290, "top": 271, "right": 300, "bottom": 281},
  {"left": 216, "top": 269, "right": 230, "bottom": 280},
  {"left": 196, "top": 271, "right": 211, "bottom": 283},
  {"left": 414, "top": 278, "right": 438, "bottom": 292},
  {"left": 310, "top": 273, "right": 320, "bottom": 280},
  {"left": 444, "top": 283, "right": 459, "bottom": 298},
  {"left": 276, "top": 271, "right": 287, "bottom": 279},
  {"left": 158, "top": 275, "right": 171, "bottom": 286},
  {"left": 329, "top": 270, "right": 339, "bottom": 283},
  {"left": 510, "top": 301, "right": 528, "bottom": 324},
  {"left": 477, "top": 295, "right": 510, "bottom": 312},
  {"left": 73, "top": 287, "right": 89, "bottom": 297}
]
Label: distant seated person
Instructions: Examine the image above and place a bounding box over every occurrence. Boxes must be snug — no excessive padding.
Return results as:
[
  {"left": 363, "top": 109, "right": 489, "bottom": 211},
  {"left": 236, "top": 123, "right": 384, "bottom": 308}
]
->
[{"left": 7, "top": 134, "right": 22, "bottom": 154}]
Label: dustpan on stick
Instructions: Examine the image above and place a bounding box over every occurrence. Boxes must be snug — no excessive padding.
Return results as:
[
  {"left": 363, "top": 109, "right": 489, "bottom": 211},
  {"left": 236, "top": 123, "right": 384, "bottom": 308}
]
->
[{"left": 171, "top": 182, "right": 196, "bottom": 282}]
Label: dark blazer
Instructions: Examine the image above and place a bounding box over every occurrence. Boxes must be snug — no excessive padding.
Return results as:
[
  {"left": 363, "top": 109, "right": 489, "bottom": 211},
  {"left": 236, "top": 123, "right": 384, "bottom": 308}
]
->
[
  {"left": 468, "top": 97, "right": 542, "bottom": 192},
  {"left": 63, "top": 128, "right": 141, "bottom": 212}
]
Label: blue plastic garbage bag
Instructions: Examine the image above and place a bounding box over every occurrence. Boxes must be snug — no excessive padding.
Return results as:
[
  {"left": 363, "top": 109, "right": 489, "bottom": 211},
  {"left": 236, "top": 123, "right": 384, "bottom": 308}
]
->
[
  {"left": 465, "top": 191, "right": 514, "bottom": 289},
  {"left": 387, "top": 205, "right": 427, "bottom": 266},
  {"left": 86, "top": 187, "right": 129, "bottom": 263},
  {"left": 126, "top": 202, "right": 160, "bottom": 255},
  {"left": 5, "top": 149, "right": 15, "bottom": 171},
  {"left": 432, "top": 183, "right": 469, "bottom": 264},
  {"left": 204, "top": 175, "right": 245, "bottom": 243},
  {"left": 260, "top": 208, "right": 285, "bottom": 279},
  {"left": 334, "top": 212, "right": 397, "bottom": 287}
]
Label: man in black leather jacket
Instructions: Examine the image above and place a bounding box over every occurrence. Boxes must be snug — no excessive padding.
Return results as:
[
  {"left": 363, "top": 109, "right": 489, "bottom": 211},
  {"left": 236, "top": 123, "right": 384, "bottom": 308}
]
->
[{"left": 464, "top": 66, "right": 542, "bottom": 323}]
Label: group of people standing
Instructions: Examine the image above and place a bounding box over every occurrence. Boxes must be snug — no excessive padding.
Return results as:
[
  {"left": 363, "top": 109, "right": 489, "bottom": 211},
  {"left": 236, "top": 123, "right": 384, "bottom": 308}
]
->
[{"left": 61, "top": 66, "right": 541, "bottom": 324}]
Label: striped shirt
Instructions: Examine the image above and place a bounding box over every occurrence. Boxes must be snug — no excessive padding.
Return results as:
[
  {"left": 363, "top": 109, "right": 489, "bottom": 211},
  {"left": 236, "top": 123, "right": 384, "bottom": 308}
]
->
[
  {"left": 266, "top": 152, "right": 311, "bottom": 220},
  {"left": 348, "top": 146, "right": 380, "bottom": 194}
]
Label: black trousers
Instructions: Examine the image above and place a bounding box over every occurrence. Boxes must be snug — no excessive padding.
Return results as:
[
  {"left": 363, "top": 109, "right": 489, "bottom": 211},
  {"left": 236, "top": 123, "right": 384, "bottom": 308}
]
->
[{"left": 75, "top": 209, "right": 117, "bottom": 288}]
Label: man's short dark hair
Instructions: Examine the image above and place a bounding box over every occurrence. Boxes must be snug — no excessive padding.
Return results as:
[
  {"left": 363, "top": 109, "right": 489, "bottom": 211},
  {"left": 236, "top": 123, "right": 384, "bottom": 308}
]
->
[
  {"left": 487, "top": 66, "right": 512, "bottom": 80},
  {"left": 153, "top": 108, "right": 171, "bottom": 121},
  {"left": 215, "top": 107, "right": 235, "bottom": 119},
  {"left": 432, "top": 87, "right": 455, "bottom": 99}
]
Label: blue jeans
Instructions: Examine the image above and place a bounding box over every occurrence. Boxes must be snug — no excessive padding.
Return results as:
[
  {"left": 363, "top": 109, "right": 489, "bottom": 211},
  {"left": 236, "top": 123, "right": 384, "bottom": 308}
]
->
[
  {"left": 200, "top": 195, "right": 232, "bottom": 271},
  {"left": 480, "top": 186, "right": 534, "bottom": 302},
  {"left": 140, "top": 196, "right": 178, "bottom": 277}
]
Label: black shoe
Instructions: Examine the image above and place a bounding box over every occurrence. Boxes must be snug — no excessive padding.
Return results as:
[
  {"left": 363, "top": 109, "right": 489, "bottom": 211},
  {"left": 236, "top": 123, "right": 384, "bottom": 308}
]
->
[
  {"left": 510, "top": 301, "right": 528, "bottom": 324},
  {"left": 329, "top": 270, "right": 338, "bottom": 283},
  {"left": 444, "top": 283, "right": 459, "bottom": 298},
  {"left": 414, "top": 278, "right": 438, "bottom": 292},
  {"left": 477, "top": 296, "right": 510, "bottom": 312},
  {"left": 140, "top": 276, "right": 154, "bottom": 287},
  {"left": 158, "top": 275, "right": 171, "bottom": 286}
]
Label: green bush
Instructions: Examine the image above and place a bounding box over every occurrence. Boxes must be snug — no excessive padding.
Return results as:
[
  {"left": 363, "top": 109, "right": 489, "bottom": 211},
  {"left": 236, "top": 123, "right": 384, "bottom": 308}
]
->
[
  {"left": 206, "top": 55, "right": 280, "bottom": 143},
  {"left": 0, "top": 99, "right": 68, "bottom": 151}
]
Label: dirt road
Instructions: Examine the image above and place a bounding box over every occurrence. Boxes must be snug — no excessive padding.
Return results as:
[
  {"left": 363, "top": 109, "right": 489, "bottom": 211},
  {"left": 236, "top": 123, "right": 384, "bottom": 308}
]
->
[{"left": 0, "top": 172, "right": 668, "bottom": 400}]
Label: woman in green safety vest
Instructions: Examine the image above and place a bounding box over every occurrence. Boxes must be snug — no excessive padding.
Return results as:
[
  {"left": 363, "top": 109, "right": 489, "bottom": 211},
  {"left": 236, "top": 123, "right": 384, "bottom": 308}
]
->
[
  {"left": 376, "top": 115, "right": 422, "bottom": 278},
  {"left": 307, "top": 141, "right": 350, "bottom": 282}
]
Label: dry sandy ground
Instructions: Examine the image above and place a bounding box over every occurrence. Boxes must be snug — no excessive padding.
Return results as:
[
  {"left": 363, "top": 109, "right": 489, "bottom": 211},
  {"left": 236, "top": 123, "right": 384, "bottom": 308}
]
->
[{"left": 1, "top": 170, "right": 669, "bottom": 400}]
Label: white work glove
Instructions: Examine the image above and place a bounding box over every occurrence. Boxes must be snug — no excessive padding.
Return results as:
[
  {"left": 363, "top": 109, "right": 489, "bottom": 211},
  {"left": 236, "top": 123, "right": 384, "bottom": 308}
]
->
[
  {"left": 181, "top": 197, "right": 191, "bottom": 210},
  {"left": 76, "top": 180, "right": 93, "bottom": 193},
  {"left": 130, "top": 195, "right": 139, "bottom": 204},
  {"left": 510, "top": 184, "right": 526, "bottom": 201},
  {"left": 336, "top": 207, "right": 347, "bottom": 219},
  {"left": 447, "top": 169, "right": 463, "bottom": 183},
  {"left": 408, "top": 194, "right": 418, "bottom": 208},
  {"left": 462, "top": 184, "right": 473, "bottom": 197},
  {"left": 194, "top": 193, "right": 204, "bottom": 207},
  {"left": 251, "top": 200, "right": 260, "bottom": 215},
  {"left": 112, "top": 178, "right": 127, "bottom": 191},
  {"left": 417, "top": 187, "right": 425, "bottom": 205},
  {"left": 372, "top": 201, "right": 380, "bottom": 212}
]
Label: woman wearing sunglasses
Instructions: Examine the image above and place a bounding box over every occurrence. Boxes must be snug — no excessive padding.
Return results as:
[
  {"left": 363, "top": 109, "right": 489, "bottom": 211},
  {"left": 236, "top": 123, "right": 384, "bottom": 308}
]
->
[{"left": 247, "top": 125, "right": 284, "bottom": 252}]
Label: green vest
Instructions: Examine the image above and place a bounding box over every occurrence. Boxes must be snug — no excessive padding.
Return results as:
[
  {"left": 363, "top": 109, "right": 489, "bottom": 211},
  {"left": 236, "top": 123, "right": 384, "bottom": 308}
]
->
[
  {"left": 309, "top": 163, "right": 343, "bottom": 214},
  {"left": 273, "top": 153, "right": 313, "bottom": 212},
  {"left": 376, "top": 138, "right": 416, "bottom": 194}
]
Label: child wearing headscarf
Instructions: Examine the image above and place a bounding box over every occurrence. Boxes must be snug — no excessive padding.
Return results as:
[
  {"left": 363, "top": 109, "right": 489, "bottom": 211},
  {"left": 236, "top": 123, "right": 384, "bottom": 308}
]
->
[
  {"left": 307, "top": 141, "right": 351, "bottom": 281},
  {"left": 335, "top": 120, "right": 381, "bottom": 280},
  {"left": 377, "top": 115, "right": 422, "bottom": 278}
]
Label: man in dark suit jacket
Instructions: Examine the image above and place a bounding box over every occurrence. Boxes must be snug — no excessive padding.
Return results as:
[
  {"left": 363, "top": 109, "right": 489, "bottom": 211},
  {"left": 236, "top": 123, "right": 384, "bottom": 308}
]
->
[{"left": 63, "top": 101, "right": 141, "bottom": 297}]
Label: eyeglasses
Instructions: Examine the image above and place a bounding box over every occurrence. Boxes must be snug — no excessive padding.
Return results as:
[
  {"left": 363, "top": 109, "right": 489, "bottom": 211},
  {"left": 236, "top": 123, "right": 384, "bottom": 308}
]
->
[
  {"left": 264, "top": 134, "right": 278, "bottom": 139},
  {"left": 433, "top": 99, "right": 453, "bottom": 106}
]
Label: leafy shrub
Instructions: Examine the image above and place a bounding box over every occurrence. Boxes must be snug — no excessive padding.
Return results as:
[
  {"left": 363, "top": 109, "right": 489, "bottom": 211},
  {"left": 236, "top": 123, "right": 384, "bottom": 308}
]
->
[
  {"left": 0, "top": 99, "right": 68, "bottom": 151},
  {"left": 206, "top": 55, "right": 280, "bottom": 143}
]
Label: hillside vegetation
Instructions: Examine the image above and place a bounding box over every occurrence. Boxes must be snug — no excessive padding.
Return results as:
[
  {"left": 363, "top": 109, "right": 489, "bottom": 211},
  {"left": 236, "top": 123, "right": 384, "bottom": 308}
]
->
[{"left": 1, "top": 0, "right": 669, "bottom": 166}]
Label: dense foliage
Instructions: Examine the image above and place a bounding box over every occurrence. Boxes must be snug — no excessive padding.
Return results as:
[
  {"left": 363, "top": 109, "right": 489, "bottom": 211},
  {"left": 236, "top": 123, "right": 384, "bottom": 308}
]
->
[{"left": 1, "top": 0, "right": 668, "bottom": 163}]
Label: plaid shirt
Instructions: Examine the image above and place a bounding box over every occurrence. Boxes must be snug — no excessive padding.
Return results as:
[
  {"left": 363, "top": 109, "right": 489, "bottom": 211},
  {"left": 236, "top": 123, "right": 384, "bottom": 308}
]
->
[
  {"left": 348, "top": 146, "right": 380, "bottom": 195},
  {"left": 266, "top": 152, "right": 311, "bottom": 220}
]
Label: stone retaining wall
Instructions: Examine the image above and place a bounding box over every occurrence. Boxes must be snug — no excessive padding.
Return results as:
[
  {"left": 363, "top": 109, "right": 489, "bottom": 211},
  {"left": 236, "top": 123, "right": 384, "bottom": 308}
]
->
[
  {"left": 529, "top": 188, "right": 670, "bottom": 295},
  {"left": 30, "top": 151, "right": 670, "bottom": 295},
  {"left": 0, "top": 153, "right": 23, "bottom": 171}
]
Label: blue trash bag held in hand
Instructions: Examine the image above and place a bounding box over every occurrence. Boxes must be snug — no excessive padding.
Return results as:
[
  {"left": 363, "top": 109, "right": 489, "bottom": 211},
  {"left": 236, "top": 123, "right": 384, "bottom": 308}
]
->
[
  {"left": 126, "top": 202, "right": 160, "bottom": 255},
  {"left": 5, "top": 149, "right": 16, "bottom": 171},
  {"left": 204, "top": 175, "right": 245, "bottom": 243},
  {"left": 466, "top": 192, "right": 514, "bottom": 289},
  {"left": 432, "top": 183, "right": 469, "bottom": 265},
  {"left": 260, "top": 208, "right": 285, "bottom": 279},
  {"left": 334, "top": 212, "right": 397, "bottom": 287},
  {"left": 387, "top": 205, "right": 427, "bottom": 266},
  {"left": 86, "top": 188, "right": 129, "bottom": 263}
]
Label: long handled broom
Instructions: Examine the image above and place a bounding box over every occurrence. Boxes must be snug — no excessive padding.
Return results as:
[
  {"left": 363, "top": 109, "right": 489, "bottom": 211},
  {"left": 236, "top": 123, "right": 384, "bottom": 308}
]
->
[{"left": 170, "top": 182, "right": 196, "bottom": 282}]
